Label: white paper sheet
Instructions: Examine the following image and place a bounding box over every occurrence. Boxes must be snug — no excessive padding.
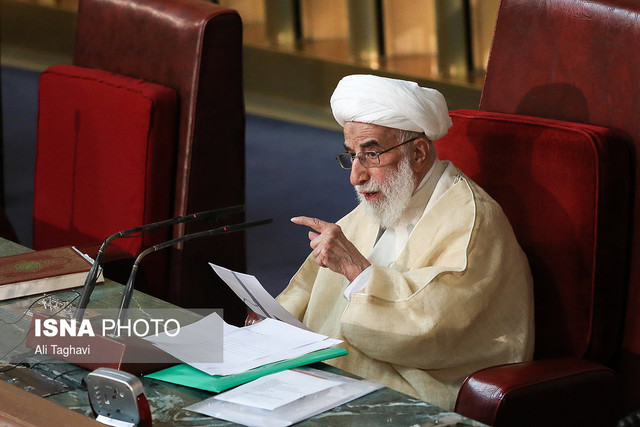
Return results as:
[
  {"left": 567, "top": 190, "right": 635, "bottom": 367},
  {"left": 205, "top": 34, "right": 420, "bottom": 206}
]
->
[
  {"left": 213, "top": 369, "right": 342, "bottom": 410},
  {"left": 145, "top": 313, "right": 341, "bottom": 376},
  {"left": 209, "top": 263, "right": 309, "bottom": 330},
  {"left": 185, "top": 367, "right": 384, "bottom": 427}
]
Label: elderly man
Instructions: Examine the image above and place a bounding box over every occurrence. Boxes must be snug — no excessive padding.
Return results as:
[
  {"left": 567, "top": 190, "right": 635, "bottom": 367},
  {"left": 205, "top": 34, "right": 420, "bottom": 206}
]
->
[{"left": 276, "top": 74, "right": 534, "bottom": 410}]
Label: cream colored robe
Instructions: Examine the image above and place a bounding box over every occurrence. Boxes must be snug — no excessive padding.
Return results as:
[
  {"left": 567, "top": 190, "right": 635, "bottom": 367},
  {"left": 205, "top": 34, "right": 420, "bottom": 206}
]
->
[{"left": 277, "top": 163, "right": 534, "bottom": 410}]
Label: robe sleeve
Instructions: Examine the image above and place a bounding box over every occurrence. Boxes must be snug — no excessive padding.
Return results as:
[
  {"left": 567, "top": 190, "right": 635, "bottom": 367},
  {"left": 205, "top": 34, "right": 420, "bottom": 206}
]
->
[{"left": 276, "top": 254, "right": 320, "bottom": 321}]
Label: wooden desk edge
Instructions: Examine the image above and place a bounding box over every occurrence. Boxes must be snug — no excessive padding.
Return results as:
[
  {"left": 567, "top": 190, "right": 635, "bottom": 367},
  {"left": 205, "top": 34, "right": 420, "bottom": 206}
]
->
[{"left": 0, "top": 365, "right": 101, "bottom": 426}]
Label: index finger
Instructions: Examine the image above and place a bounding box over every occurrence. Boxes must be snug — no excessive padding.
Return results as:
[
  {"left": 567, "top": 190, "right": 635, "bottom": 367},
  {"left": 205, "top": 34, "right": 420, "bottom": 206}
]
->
[{"left": 291, "top": 216, "right": 330, "bottom": 233}]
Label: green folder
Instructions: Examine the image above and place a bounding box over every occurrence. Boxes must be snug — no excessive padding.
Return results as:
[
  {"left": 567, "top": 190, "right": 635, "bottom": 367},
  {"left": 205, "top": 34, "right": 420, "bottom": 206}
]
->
[{"left": 145, "top": 347, "right": 348, "bottom": 393}]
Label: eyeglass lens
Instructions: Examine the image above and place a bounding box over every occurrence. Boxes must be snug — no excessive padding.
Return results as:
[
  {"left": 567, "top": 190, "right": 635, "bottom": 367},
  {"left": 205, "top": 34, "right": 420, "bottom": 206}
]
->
[{"left": 337, "top": 152, "right": 379, "bottom": 169}]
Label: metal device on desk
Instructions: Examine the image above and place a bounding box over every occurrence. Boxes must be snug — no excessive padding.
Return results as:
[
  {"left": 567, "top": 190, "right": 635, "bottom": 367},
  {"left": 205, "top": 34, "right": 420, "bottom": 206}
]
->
[{"left": 86, "top": 367, "right": 151, "bottom": 427}]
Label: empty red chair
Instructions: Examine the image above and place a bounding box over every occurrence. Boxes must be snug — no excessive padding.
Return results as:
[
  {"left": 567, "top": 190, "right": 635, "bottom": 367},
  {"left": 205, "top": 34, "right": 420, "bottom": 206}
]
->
[
  {"left": 33, "top": 0, "right": 247, "bottom": 325},
  {"left": 34, "top": 64, "right": 177, "bottom": 288}
]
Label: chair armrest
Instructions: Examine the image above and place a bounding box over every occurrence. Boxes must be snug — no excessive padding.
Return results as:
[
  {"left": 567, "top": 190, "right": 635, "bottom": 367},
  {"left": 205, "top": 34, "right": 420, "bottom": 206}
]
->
[{"left": 454, "top": 358, "right": 620, "bottom": 426}]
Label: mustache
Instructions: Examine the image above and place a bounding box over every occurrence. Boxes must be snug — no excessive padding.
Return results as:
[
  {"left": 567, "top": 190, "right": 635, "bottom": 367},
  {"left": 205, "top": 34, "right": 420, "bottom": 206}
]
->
[{"left": 355, "top": 182, "right": 382, "bottom": 193}]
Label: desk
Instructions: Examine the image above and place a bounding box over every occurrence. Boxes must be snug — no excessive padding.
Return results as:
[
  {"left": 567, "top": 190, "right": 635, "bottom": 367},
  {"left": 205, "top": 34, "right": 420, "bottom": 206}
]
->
[{"left": 0, "top": 238, "right": 486, "bottom": 426}]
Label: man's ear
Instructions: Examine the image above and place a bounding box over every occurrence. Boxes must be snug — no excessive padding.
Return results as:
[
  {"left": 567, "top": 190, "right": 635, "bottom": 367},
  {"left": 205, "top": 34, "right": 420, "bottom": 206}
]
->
[{"left": 410, "top": 137, "right": 431, "bottom": 171}]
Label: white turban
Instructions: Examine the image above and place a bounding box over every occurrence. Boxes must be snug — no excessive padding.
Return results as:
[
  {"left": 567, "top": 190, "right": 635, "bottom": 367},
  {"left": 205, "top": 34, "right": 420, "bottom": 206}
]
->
[{"left": 330, "top": 74, "right": 452, "bottom": 141}]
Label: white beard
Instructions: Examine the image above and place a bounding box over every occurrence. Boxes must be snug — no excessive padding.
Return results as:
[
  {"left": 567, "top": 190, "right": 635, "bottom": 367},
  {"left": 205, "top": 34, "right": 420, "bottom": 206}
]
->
[{"left": 354, "top": 156, "right": 416, "bottom": 228}]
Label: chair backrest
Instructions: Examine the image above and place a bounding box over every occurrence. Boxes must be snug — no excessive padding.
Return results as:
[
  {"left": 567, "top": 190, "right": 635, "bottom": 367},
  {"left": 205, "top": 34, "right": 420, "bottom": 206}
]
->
[
  {"left": 436, "top": 109, "right": 633, "bottom": 364},
  {"left": 34, "top": 64, "right": 177, "bottom": 290},
  {"left": 479, "top": 0, "right": 640, "bottom": 412},
  {"left": 33, "top": 0, "right": 247, "bottom": 325}
]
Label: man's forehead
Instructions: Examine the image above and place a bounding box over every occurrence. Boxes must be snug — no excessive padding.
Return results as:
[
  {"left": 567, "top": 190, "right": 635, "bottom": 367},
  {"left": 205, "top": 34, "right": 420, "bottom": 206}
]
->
[{"left": 343, "top": 122, "right": 396, "bottom": 150}]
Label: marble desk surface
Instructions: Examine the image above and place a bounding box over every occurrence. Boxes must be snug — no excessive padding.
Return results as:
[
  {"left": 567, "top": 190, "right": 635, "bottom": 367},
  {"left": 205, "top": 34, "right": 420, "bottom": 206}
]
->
[{"left": 0, "top": 238, "right": 486, "bottom": 426}]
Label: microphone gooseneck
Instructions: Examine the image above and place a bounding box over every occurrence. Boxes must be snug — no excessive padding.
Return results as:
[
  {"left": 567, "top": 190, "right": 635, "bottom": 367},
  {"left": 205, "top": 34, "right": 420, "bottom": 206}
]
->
[
  {"left": 73, "top": 205, "right": 245, "bottom": 321},
  {"left": 116, "top": 218, "right": 272, "bottom": 324}
]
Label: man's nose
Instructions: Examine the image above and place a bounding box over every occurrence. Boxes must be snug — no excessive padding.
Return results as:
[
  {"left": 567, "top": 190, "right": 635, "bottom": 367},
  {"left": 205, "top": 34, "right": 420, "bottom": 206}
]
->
[{"left": 350, "top": 158, "right": 369, "bottom": 186}]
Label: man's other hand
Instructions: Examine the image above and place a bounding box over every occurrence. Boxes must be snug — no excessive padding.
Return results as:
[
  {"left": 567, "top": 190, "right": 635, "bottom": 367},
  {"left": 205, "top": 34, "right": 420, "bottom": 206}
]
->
[{"left": 291, "top": 216, "right": 371, "bottom": 282}]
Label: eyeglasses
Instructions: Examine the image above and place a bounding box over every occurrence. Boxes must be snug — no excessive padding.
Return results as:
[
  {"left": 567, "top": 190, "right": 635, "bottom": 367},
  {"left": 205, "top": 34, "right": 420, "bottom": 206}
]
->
[{"left": 336, "top": 137, "right": 420, "bottom": 169}]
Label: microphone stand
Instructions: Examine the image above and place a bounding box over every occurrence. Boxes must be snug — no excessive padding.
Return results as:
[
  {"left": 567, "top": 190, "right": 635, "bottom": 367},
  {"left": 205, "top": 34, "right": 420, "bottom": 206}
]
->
[
  {"left": 116, "top": 218, "right": 273, "bottom": 324},
  {"left": 73, "top": 205, "right": 245, "bottom": 321}
]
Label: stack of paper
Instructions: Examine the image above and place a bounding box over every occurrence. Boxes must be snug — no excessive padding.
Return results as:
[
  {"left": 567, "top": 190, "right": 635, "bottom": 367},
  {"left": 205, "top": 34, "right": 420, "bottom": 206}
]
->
[
  {"left": 213, "top": 369, "right": 343, "bottom": 411},
  {"left": 144, "top": 347, "right": 347, "bottom": 393},
  {"left": 185, "top": 367, "right": 383, "bottom": 427},
  {"left": 146, "top": 313, "right": 341, "bottom": 376},
  {"left": 203, "top": 316, "right": 341, "bottom": 376},
  {"left": 145, "top": 264, "right": 349, "bottom": 395},
  {"left": 145, "top": 313, "right": 348, "bottom": 392}
]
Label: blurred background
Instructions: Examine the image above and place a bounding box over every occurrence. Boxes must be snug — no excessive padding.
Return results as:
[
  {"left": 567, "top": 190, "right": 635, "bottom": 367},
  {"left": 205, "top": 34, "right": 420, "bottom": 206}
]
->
[{"left": 0, "top": 0, "right": 498, "bottom": 296}]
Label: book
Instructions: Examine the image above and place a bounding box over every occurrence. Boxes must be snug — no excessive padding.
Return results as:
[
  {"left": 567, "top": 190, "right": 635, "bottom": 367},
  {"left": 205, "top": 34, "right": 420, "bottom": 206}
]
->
[{"left": 0, "top": 246, "right": 98, "bottom": 301}]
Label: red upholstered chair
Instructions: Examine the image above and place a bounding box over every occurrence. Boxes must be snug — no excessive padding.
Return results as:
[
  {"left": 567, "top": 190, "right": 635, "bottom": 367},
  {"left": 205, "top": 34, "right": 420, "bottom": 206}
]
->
[
  {"left": 473, "top": 0, "right": 640, "bottom": 420},
  {"left": 435, "top": 109, "right": 633, "bottom": 426},
  {"left": 33, "top": 0, "right": 247, "bottom": 325},
  {"left": 34, "top": 64, "right": 177, "bottom": 288}
]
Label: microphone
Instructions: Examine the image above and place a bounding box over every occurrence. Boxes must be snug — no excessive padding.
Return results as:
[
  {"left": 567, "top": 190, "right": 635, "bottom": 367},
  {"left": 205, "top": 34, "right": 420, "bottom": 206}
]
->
[
  {"left": 116, "top": 218, "right": 272, "bottom": 324},
  {"left": 73, "top": 205, "right": 245, "bottom": 321}
]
